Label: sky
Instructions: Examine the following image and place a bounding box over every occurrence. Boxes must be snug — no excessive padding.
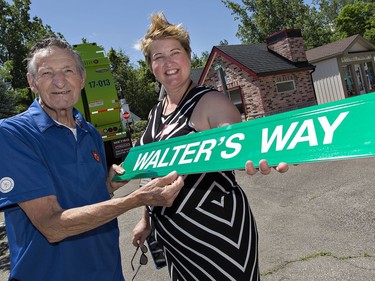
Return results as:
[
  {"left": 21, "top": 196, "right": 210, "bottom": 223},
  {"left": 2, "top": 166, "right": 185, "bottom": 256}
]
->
[{"left": 28, "top": 0, "right": 244, "bottom": 64}]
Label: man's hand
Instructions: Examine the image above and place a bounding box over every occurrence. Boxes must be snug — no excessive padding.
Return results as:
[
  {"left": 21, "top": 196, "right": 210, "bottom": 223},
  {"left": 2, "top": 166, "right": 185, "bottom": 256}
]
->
[
  {"left": 245, "top": 159, "right": 289, "bottom": 175},
  {"left": 137, "top": 171, "right": 184, "bottom": 207},
  {"left": 107, "top": 163, "right": 128, "bottom": 194}
]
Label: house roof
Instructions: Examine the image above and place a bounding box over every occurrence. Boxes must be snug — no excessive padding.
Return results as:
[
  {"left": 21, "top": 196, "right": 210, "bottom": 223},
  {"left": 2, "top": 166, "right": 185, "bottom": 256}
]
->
[
  {"left": 190, "top": 67, "right": 204, "bottom": 84},
  {"left": 306, "top": 34, "right": 358, "bottom": 62},
  {"left": 199, "top": 43, "right": 313, "bottom": 83},
  {"left": 306, "top": 34, "right": 375, "bottom": 62}
]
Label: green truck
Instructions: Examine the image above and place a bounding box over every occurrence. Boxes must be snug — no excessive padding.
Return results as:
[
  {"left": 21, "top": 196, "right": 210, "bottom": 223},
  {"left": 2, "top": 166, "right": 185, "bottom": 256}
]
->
[{"left": 73, "top": 43, "right": 132, "bottom": 167}]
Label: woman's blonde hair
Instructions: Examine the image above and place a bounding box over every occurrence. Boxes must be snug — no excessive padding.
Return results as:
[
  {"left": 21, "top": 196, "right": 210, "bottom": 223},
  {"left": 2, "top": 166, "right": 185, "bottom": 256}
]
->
[{"left": 141, "top": 12, "right": 191, "bottom": 68}]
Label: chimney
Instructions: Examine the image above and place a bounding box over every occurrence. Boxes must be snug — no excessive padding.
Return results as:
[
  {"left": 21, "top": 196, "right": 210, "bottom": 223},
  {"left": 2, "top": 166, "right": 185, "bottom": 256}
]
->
[{"left": 266, "top": 29, "right": 307, "bottom": 62}]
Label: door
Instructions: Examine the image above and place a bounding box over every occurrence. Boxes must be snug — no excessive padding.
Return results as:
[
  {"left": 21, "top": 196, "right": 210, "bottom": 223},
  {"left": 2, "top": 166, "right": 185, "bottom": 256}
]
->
[{"left": 354, "top": 64, "right": 366, "bottom": 94}]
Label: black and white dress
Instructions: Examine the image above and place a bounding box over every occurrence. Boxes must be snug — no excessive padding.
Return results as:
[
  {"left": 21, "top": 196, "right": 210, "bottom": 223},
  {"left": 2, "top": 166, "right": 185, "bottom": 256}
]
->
[{"left": 136, "top": 85, "right": 259, "bottom": 281}]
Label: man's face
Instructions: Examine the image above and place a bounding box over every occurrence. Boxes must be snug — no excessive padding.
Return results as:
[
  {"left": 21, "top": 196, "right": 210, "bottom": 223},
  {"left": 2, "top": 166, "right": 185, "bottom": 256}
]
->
[{"left": 27, "top": 47, "right": 86, "bottom": 114}]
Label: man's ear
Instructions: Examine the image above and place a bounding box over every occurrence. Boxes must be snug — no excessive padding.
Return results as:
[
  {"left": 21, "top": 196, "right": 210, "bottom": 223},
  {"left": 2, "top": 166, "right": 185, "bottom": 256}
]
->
[
  {"left": 26, "top": 73, "right": 37, "bottom": 93},
  {"left": 80, "top": 72, "right": 86, "bottom": 90}
]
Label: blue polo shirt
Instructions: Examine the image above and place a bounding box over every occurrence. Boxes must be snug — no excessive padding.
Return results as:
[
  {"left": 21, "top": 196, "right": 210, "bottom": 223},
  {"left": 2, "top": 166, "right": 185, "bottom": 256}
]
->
[{"left": 0, "top": 99, "right": 124, "bottom": 281}]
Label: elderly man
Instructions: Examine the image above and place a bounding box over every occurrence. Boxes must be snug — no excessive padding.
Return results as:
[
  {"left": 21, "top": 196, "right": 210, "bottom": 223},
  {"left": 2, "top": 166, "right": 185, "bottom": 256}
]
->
[{"left": 0, "top": 37, "right": 184, "bottom": 281}]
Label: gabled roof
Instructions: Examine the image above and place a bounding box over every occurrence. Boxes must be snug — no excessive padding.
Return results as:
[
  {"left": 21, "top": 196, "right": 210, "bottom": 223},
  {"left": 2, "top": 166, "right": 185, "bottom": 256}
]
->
[
  {"left": 190, "top": 67, "right": 204, "bottom": 84},
  {"left": 306, "top": 34, "right": 375, "bottom": 63},
  {"left": 199, "top": 43, "right": 313, "bottom": 83}
]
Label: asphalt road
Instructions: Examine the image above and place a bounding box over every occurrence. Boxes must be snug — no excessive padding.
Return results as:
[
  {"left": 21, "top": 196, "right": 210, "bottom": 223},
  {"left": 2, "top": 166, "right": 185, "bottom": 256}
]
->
[{"left": 1, "top": 157, "right": 374, "bottom": 280}]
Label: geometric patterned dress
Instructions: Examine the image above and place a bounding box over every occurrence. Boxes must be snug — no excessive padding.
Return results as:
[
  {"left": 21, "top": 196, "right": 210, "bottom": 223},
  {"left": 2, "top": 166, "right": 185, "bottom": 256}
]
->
[{"left": 136, "top": 84, "right": 260, "bottom": 281}]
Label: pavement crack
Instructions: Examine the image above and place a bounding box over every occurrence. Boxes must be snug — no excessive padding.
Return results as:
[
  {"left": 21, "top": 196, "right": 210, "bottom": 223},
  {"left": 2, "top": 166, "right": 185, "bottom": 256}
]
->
[{"left": 261, "top": 251, "right": 375, "bottom": 276}]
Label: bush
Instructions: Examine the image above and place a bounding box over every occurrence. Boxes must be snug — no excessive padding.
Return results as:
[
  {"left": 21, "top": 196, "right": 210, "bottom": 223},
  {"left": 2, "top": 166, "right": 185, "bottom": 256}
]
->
[{"left": 130, "top": 120, "right": 148, "bottom": 142}]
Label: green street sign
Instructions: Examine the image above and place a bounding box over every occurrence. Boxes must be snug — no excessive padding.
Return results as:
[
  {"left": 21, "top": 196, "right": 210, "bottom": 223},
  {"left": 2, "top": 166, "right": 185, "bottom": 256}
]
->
[{"left": 113, "top": 92, "right": 375, "bottom": 181}]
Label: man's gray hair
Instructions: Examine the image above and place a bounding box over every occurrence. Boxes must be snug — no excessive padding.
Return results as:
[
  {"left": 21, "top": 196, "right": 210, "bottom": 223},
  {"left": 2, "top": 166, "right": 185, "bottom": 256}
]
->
[{"left": 26, "top": 37, "right": 85, "bottom": 79}]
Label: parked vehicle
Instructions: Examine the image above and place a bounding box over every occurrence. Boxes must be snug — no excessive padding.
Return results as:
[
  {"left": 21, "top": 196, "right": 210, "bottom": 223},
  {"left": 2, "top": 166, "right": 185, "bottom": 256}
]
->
[{"left": 73, "top": 43, "right": 132, "bottom": 167}]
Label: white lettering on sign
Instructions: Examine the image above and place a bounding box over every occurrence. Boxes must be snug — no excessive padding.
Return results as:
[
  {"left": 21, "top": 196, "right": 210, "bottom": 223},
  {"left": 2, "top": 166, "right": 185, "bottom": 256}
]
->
[
  {"left": 221, "top": 133, "right": 245, "bottom": 159},
  {"left": 133, "top": 151, "right": 156, "bottom": 171},
  {"left": 261, "top": 112, "right": 349, "bottom": 153},
  {"left": 193, "top": 139, "right": 217, "bottom": 162},
  {"left": 179, "top": 142, "right": 201, "bottom": 164},
  {"left": 132, "top": 133, "right": 245, "bottom": 172},
  {"left": 157, "top": 148, "right": 170, "bottom": 168},
  {"left": 171, "top": 145, "right": 187, "bottom": 165}
]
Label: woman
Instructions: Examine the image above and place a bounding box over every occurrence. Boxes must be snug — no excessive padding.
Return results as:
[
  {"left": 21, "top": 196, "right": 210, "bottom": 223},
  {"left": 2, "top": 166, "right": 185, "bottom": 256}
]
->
[{"left": 132, "top": 12, "right": 288, "bottom": 281}]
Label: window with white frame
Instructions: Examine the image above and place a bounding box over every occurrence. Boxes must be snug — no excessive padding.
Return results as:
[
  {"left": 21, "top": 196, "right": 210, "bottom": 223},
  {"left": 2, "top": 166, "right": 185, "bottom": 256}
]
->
[
  {"left": 276, "top": 80, "right": 295, "bottom": 93},
  {"left": 228, "top": 88, "right": 244, "bottom": 115}
]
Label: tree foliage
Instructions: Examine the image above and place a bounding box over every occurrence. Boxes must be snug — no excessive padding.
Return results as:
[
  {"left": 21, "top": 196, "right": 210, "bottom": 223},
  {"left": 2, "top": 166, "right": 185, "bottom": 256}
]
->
[
  {"left": 108, "top": 49, "right": 158, "bottom": 119},
  {"left": 191, "top": 51, "right": 210, "bottom": 68},
  {"left": 299, "top": 5, "right": 335, "bottom": 49},
  {"left": 312, "top": 0, "right": 356, "bottom": 26},
  {"left": 0, "top": 0, "right": 58, "bottom": 113},
  {"left": 334, "top": 1, "right": 375, "bottom": 42},
  {"left": 131, "top": 60, "right": 159, "bottom": 119},
  {"left": 1, "top": 0, "right": 57, "bottom": 88},
  {"left": 222, "top": 0, "right": 374, "bottom": 49},
  {"left": 0, "top": 61, "right": 18, "bottom": 118},
  {"left": 222, "top": 0, "right": 310, "bottom": 43},
  {"left": 130, "top": 120, "right": 148, "bottom": 142}
]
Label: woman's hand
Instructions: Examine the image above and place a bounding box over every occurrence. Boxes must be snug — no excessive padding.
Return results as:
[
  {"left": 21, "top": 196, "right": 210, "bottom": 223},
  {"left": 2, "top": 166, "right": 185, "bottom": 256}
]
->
[
  {"left": 132, "top": 215, "right": 152, "bottom": 247},
  {"left": 245, "top": 159, "right": 289, "bottom": 175}
]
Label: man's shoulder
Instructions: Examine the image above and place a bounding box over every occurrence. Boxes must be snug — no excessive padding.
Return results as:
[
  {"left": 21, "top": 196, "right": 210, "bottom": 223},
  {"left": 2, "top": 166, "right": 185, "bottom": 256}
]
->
[
  {"left": 0, "top": 100, "right": 46, "bottom": 131},
  {"left": 0, "top": 110, "right": 33, "bottom": 132}
]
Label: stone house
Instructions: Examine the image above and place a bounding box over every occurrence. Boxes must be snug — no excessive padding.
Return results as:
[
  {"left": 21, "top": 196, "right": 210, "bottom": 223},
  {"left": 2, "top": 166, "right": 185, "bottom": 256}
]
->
[
  {"left": 192, "top": 29, "right": 317, "bottom": 120},
  {"left": 306, "top": 34, "right": 375, "bottom": 104}
]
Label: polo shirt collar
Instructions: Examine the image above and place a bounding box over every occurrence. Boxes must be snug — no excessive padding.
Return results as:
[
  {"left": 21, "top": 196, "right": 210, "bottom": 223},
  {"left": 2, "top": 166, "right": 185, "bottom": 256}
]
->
[{"left": 28, "top": 98, "right": 90, "bottom": 133}]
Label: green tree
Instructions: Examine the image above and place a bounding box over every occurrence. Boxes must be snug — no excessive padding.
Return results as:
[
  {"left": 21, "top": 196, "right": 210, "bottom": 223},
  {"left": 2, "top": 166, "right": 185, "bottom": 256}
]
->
[
  {"left": 312, "top": 0, "right": 356, "bottom": 26},
  {"left": 132, "top": 60, "right": 159, "bottom": 119},
  {"left": 334, "top": 2, "right": 375, "bottom": 42},
  {"left": 131, "top": 120, "right": 148, "bottom": 142},
  {"left": 0, "top": 61, "right": 18, "bottom": 118},
  {"left": 222, "top": 0, "right": 332, "bottom": 49},
  {"left": 0, "top": 0, "right": 58, "bottom": 113},
  {"left": 108, "top": 48, "right": 132, "bottom": 98},
  {"left": 364, "top": 15, "right": 375, "bottom": 43},
  {"left": 222, "top": 0, "right": 312, "bottom": 44},
  {"left": 191, "top": 52, "right": 208, "bottom": 68},
  {"left": 108, "top": 49, "right": 158, "bottom": 119}
]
